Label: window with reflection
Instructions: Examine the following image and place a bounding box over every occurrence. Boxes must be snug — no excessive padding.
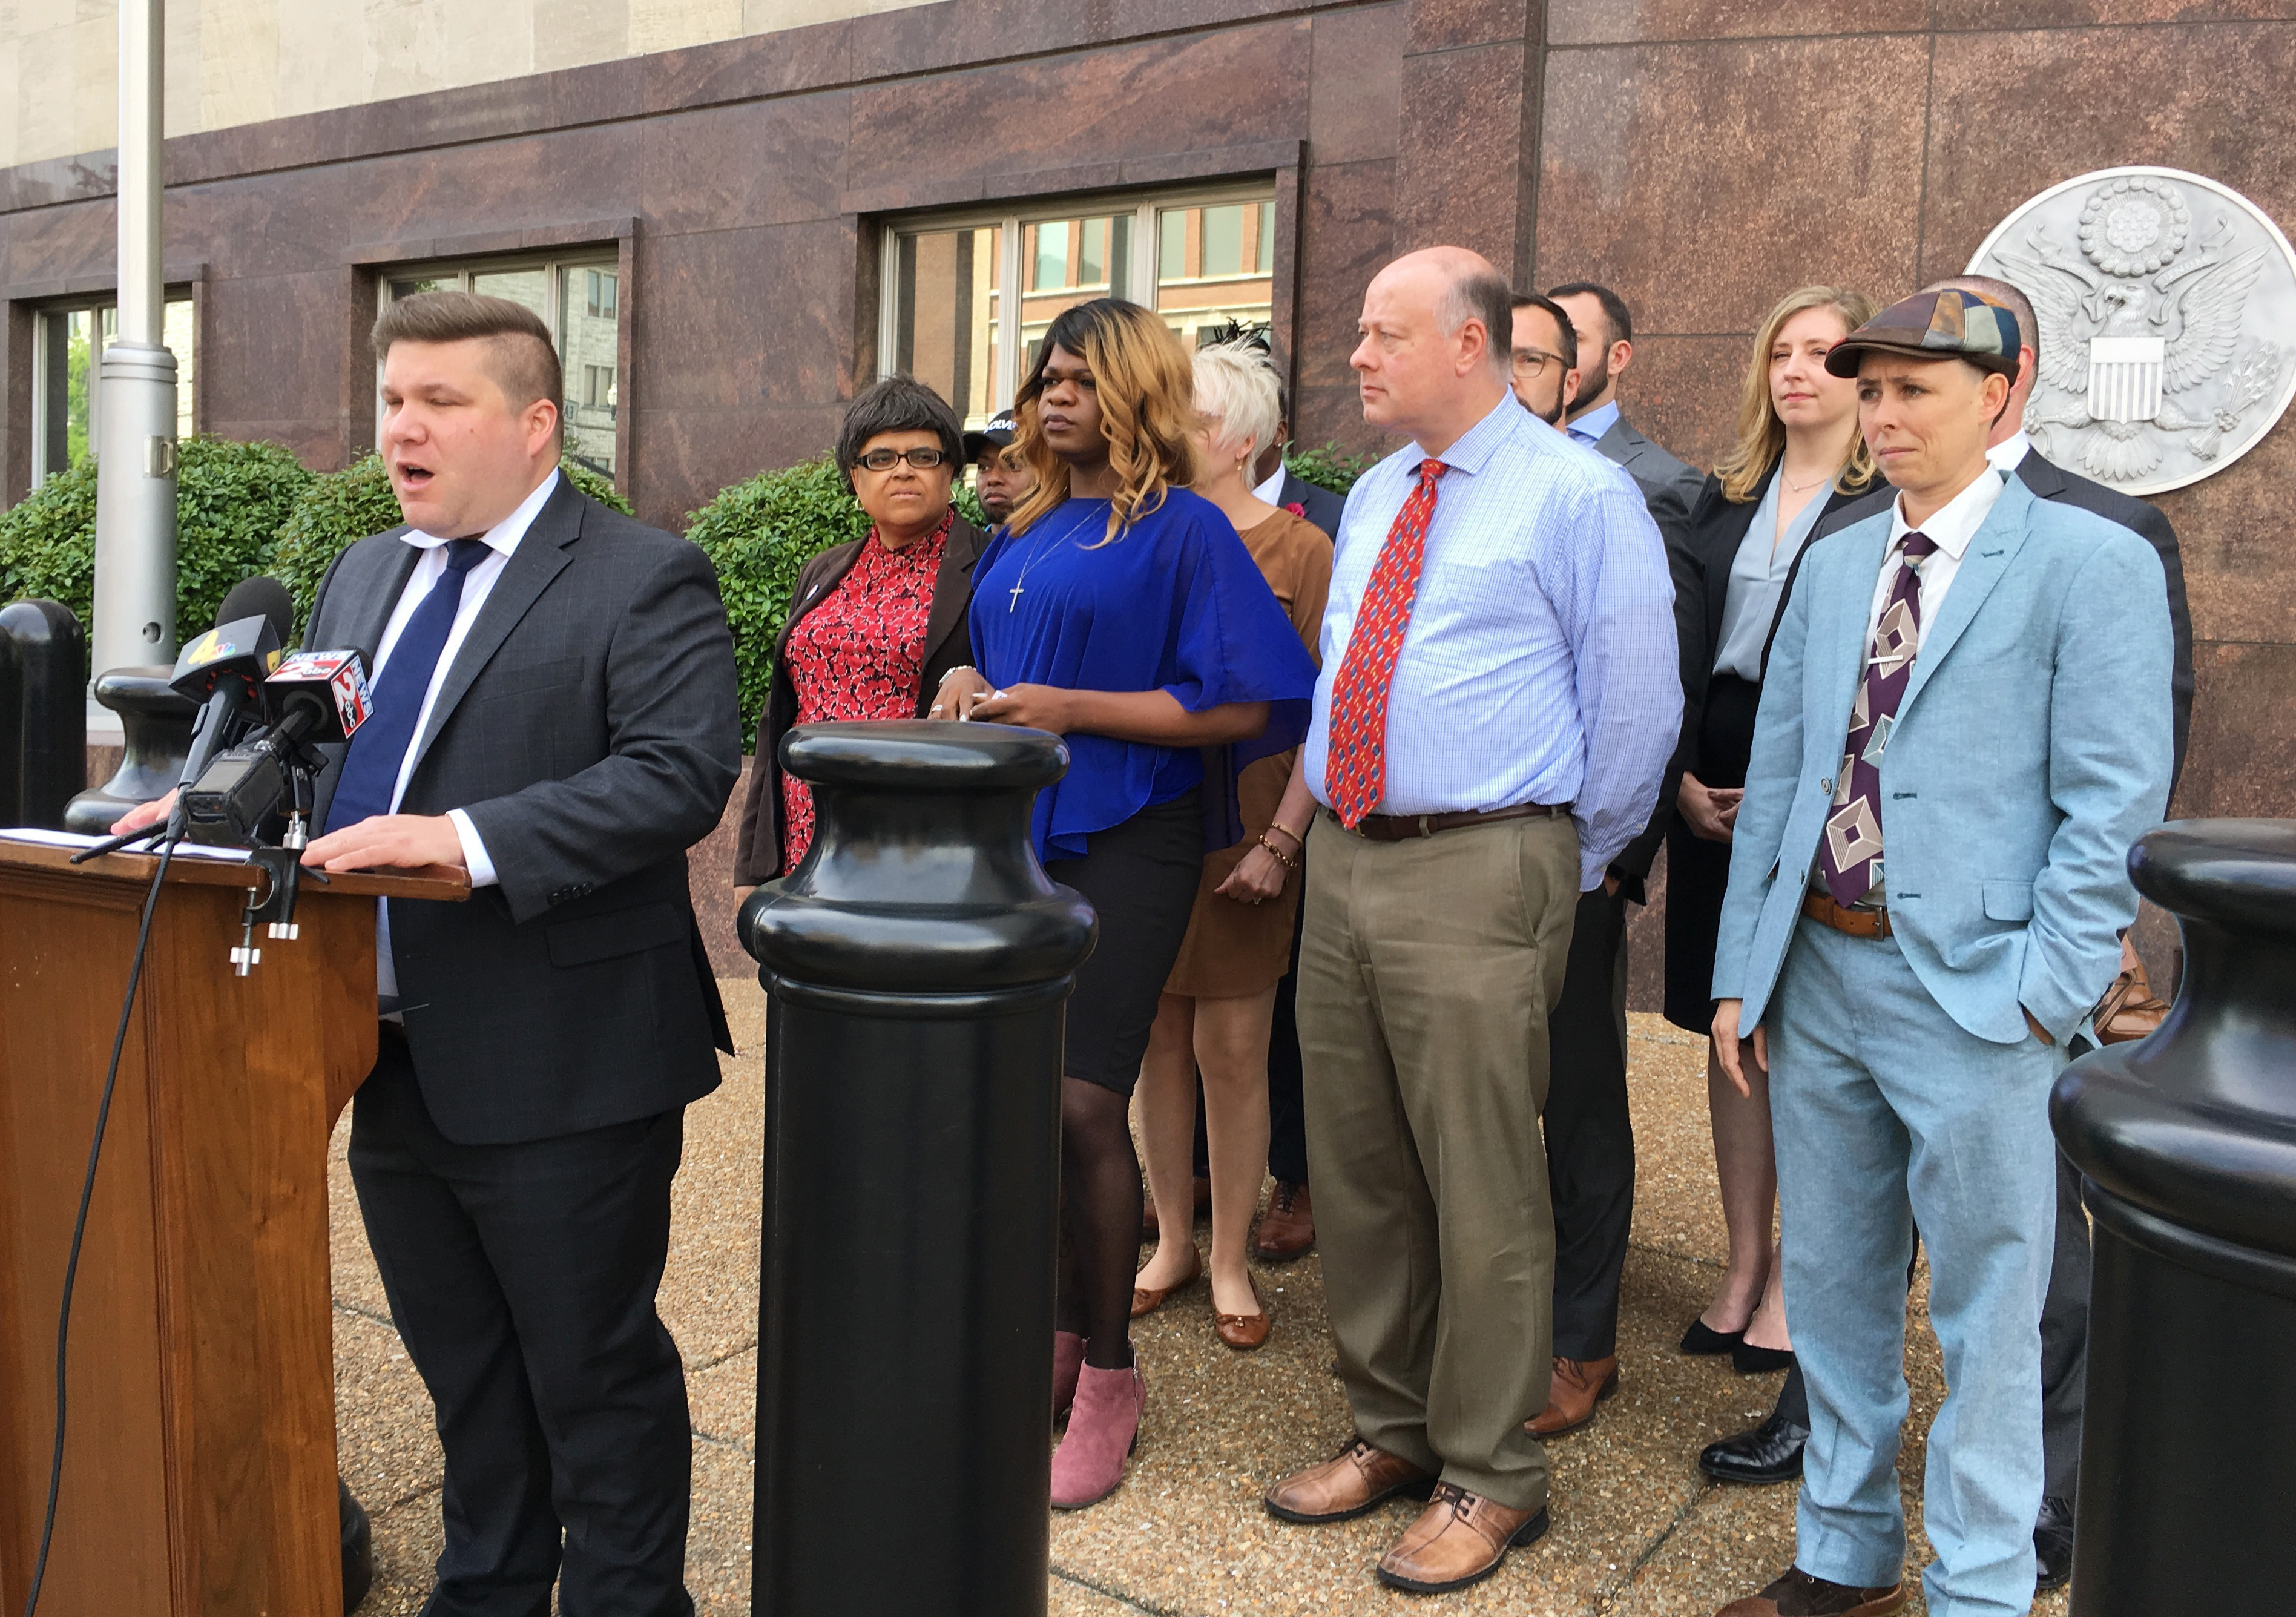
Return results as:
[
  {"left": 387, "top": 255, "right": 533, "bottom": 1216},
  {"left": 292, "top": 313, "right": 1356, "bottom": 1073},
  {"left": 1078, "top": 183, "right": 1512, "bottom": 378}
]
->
[
  {"left": 31, "top": 294, "right": 197, "bottom": 489},
  {"left": 894, "top": 225, "right": 1002, "bottom": 429},
  {"left": 377, "top": 254, "right": 625, "bottom": 483},
  {"left": 884, "top": 185, "right": 1277, "bottom": 427}
]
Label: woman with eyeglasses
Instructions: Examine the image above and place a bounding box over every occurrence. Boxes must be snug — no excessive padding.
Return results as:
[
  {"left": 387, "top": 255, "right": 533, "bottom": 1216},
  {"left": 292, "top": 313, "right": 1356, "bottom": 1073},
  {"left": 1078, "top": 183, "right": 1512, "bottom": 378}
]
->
[
  {"left": 933, "top": 299, "right": 1317, "bottom": 1510},
  {"left": 731, "top": 375, "right": 988, "bottom": 891}
]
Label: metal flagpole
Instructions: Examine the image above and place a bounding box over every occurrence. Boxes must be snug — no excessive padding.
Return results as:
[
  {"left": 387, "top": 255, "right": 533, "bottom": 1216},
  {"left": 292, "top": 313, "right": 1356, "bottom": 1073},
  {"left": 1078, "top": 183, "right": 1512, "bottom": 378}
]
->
[{"left": 90, "top": 0, "right": 178, "bottom": 678}]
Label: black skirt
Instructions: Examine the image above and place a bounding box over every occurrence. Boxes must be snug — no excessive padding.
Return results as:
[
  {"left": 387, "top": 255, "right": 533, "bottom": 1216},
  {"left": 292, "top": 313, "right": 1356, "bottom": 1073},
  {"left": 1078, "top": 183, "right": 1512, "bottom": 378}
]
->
[
  {"left": 1045, "top": 789, "right": 1205, "bottom": 1096},
  {"left": 1663, "top": 674, "right": 1763, "bottom": 1033}
]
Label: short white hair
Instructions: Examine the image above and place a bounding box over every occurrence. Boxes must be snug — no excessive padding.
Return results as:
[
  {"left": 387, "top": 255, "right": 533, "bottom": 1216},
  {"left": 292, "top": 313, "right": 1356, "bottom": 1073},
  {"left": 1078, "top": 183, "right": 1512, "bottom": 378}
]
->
[{"left": 1192, "top": 340, "right": 1284, "bottom": 465}]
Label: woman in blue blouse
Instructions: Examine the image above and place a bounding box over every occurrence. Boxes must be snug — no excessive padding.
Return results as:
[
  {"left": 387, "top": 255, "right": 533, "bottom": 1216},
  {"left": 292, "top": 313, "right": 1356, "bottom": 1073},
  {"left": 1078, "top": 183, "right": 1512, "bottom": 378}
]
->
[{"left": 934, "top": 299, "right": 1316, "bottom": 1509}]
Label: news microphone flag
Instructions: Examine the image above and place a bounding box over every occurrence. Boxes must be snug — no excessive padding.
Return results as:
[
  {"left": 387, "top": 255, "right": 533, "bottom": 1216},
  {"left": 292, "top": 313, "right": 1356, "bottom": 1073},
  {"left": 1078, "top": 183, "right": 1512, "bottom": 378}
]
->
[{"left": 267, "top": 650, "right": 372, "bottom": 742}]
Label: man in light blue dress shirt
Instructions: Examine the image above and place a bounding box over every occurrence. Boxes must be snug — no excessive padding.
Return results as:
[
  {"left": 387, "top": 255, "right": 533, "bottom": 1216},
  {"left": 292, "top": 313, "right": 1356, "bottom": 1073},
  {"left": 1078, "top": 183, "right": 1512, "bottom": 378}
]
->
[{"left": 1263, "top": 246, "right": 1679, "bottom": 1595}]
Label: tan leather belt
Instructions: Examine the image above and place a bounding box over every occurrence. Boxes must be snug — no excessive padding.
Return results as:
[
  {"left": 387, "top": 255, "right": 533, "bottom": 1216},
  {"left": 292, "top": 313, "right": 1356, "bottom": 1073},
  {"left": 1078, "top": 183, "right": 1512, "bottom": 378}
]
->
[
  {"left": 1803, "top": 890, "right": 1892, "bottom": 938},
  {"left": 1330, "top": 802, "right": 1571, "bottom": 843}
]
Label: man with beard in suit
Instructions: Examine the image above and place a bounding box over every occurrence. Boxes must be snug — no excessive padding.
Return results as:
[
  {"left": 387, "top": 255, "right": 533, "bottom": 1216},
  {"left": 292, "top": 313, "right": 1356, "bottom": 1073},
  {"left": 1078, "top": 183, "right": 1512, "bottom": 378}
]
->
[{"left": 1550, "top": 282, "right": 1706, "bottom": 535}]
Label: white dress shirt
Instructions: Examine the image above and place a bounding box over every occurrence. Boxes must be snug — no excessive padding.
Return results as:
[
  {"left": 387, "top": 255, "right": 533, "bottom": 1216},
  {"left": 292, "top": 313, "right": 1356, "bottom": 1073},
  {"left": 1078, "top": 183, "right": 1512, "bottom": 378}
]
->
[
  {"left": 365, "top": 468, "right": 558, "bottom": 1003},
  {"left": 1987, "top": 429, "right": 2033, "bottom": 476},
  {"left": 1867, "top": 464, "right": 2005, "bottom": 641},
  {"left": 1252, "top": 463, "right": 1287, "bottom": 505},
  {"left": 1303, "top": 394, "right": 1680, "bottom": 891}
]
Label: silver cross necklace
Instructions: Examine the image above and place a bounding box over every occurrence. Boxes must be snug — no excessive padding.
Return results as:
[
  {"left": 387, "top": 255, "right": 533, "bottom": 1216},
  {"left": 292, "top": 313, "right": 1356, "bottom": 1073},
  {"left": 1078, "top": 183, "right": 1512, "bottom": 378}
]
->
[{"left": 1004, "top": 504, "right": 1097, "bottom": 612}]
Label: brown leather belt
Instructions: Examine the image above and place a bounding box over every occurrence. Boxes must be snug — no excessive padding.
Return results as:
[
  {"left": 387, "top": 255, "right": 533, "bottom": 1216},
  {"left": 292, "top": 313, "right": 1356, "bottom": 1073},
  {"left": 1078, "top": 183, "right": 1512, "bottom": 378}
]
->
[
  {"left": 1803, "top": 890, "right": 1892, "bottom": 938},
  {"left": 1329, "top": 802, "right": 1571, "bottom": 843}
]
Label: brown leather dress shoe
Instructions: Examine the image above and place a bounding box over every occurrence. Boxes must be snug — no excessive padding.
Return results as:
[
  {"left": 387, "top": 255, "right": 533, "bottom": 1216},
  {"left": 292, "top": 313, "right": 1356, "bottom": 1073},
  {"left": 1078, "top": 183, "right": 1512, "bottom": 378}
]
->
[
  {"left": 1376, "top": 1482, "right": 1548, "bottom": 1593},
  {"left": 1526, "top": 1354, "right": 1619, "bottom": 1438},
  {"left": 1212, "top": 1275, "right": 1271, "bottom": 1351},
  {"left": 1715, "top": 1566, "right": 1907, "bottom": 1616},
  {"left": 1254, "top": 1181, "right": 1315, "bottom": 1260},
  {"left": 1264, "top": 1437, "right": 1435, "bottom": 1524}
]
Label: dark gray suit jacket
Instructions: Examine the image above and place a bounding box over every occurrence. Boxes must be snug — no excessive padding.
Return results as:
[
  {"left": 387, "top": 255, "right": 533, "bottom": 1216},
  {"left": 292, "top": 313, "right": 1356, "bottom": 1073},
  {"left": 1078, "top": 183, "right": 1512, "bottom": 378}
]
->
[
  {"left": 1584, "top": 416, "right": 1704, "bottom": 899},
  {"left": 1778, "top": 449, "right": 2194, "bottom": 788},
  {"left": 1275, "top": 469, "right": 1346, "bottom": 541},
  {"left": 1593, "top": 415, "right": 1705, "bottom": 539},
  {"left": 306, "top": 476, "right": 743, "bottom": 1144}
]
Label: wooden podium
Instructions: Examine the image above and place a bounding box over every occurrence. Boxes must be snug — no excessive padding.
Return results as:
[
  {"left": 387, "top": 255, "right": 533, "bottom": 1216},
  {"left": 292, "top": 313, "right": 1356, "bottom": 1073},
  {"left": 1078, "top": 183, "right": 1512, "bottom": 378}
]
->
[{"left": 0, "top": 839, "right": 465, "bottom": 1614}]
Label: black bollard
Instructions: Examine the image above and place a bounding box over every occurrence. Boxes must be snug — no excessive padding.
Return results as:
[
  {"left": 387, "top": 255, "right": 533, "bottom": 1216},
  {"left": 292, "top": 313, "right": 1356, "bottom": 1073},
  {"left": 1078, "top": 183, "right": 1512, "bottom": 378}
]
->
[
  {"left": 740, "top": 719, "right": 1096, "bottom": 1617},
  {"left": 62, "top": 664, "right": 196, "bottom": 833},
  {"left": 0, "top": 599, "right": 86, "bottom": 829},
  {"left": 2051, "top": 819, "right": 2296, "bottom": 1613}
]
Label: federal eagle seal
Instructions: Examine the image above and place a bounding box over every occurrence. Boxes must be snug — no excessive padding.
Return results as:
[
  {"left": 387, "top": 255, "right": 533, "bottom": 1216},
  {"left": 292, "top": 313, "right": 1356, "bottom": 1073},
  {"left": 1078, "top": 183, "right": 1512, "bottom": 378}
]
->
[{"left": 1967, "top": 167, "right": 2296, "bottom": 495}]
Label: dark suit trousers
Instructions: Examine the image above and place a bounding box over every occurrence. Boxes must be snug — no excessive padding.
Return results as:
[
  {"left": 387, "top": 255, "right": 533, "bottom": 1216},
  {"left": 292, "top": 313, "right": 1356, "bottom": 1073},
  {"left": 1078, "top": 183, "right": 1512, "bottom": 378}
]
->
[
  {"left": 1544, "top": 886, "right": 1634, "bottom": 1361},
  {"left": 349, "top": 1035, "right": 695, "bottom": 1617},
  {"left": 1772, "top": 1135, "right": 2088, "bottom": 1506}
]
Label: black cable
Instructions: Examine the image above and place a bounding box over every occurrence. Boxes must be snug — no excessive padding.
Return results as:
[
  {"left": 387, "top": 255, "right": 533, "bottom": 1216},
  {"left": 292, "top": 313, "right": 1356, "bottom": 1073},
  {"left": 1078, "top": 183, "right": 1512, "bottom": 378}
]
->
[{"left": 22, "top": 834, "right": 179, "bottom": 1617}]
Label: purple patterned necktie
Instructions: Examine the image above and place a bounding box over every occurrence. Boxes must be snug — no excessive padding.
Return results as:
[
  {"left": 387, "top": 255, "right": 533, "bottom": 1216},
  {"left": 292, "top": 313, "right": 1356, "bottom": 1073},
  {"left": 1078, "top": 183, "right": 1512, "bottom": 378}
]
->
[{"left": 1820, "top": 532, "right": 1938, "bottom": 907}]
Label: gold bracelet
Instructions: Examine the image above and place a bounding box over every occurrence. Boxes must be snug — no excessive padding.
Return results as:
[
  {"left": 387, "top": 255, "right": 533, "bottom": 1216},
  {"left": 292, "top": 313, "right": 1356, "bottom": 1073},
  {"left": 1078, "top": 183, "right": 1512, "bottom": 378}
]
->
[
  {"left": 1265, "top": 820, "right": 1305, "bottom": 848},
  {"left": 1255, "top": 832, "right": 1300, "bottom": 871}
]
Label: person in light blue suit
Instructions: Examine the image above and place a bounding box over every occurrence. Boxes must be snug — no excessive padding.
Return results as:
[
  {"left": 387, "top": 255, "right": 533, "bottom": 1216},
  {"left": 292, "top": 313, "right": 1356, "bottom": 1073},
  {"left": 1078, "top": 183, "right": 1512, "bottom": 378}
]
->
[{"left": 1705, "top": 289, "right": 2173, "bottom": 1617}]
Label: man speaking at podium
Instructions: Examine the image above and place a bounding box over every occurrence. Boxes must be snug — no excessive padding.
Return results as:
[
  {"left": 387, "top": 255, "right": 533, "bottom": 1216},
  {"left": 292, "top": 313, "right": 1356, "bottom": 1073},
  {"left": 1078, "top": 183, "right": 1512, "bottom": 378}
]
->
[{"left": 117, "top": 290, "right": 742, "bottom": 1615}]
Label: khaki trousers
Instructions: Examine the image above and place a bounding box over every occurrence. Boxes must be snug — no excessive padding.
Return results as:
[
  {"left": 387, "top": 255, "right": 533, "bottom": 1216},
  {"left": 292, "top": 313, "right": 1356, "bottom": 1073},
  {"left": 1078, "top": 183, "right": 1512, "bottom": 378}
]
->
[{"left": 1298, "top": 809, "right": 1579, "bottom": 1511}]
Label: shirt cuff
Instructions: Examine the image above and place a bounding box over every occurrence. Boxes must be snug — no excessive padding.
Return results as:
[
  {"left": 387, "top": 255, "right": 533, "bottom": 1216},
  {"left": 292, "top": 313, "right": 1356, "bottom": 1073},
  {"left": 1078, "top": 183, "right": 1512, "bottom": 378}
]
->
[{"left": 446, "top": 808, "right": 498, "bottom": 888}]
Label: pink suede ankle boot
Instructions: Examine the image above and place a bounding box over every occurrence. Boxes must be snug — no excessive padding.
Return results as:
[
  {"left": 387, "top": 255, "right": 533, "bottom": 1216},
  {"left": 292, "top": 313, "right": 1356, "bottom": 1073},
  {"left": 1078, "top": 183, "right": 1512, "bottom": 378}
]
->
[
  {"left": 1050, "top": 1359, "right": 1146, "bottom": 1509},
  {"left": 1053, "top": 1331, "right": 1086, "bottom": 1424}
]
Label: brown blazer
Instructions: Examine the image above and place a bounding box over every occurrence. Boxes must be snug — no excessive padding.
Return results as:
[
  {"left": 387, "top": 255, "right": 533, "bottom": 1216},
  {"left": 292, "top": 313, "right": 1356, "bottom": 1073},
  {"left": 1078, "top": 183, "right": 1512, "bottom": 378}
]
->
[{"left": 731, "top": 513, "right": 989, "bottom": 883}]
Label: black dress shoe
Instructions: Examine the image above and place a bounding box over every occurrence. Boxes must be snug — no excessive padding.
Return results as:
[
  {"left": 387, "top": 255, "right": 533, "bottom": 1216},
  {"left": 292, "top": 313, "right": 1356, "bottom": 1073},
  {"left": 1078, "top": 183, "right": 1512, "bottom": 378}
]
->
[
  {"left": 2034, "top": 1495, "right": 2074, "bottom": 1591},
  {"left": 1680, "top": 1317, "right": 1746, "bottom": 1355},
  {"left": 340, "top": 1478, "right": 373, "bottom": 1612},
  {"left": 1732, "top": 1342, "right": 1797, "bottom": 1374},
  {"left": 1699, "top": 1411, "right": 1808, "bottom": 1484}
]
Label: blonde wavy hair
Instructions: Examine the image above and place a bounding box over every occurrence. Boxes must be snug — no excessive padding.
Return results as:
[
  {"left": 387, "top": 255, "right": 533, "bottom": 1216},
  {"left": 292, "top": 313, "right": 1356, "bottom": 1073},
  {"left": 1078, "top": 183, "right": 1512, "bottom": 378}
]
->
[
  {"left": 1006, "top": 298, "right": 1199, "bottom": 543},
  {"left": 1712, "top": 286, "right": 1881, "bottom": 504}
]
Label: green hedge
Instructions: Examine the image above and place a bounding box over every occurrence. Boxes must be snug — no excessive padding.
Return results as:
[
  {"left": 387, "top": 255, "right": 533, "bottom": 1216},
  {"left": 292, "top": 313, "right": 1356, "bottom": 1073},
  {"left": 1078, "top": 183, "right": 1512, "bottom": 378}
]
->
[
  {"left": 0, "top": 436, "right": 314, "bottom": 662},
  {"left": 269, "top": 453, "right": 629, "bottom": 637},
  {"left": 684, "top": 453, "right": 987, "bottom": 752},
  {"left": 1283, "top": 440, "right": 1375, "bottom": 498}
]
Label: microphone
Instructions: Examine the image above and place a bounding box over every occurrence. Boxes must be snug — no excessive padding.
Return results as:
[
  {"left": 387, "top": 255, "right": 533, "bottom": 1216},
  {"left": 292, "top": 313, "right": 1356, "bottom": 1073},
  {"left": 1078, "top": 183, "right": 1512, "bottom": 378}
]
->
[
  {"left": 179, "top": 650, "right": 371, "bottom": 847},
  {"left": 179, "top": 649, "right": 371, "bottom": 973},
  {"left": 171, "top": 576, "right": 296, "bottom": 795}
]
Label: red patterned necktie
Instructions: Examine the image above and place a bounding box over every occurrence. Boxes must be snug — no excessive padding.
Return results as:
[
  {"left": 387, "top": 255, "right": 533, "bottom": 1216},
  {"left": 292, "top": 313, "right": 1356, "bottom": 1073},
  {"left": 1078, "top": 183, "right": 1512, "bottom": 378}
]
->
[
  {"left": 1818, "top": 532, "right": 1938, "bottom": 906},
  {"left": 1326, "top": 458, "right": 1445, "bottom": 828}
]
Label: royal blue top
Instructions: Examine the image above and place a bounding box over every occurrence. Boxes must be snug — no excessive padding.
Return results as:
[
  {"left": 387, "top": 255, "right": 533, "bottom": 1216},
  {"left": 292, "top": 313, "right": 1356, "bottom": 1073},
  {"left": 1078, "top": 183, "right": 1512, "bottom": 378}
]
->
[{"left": 970, "top": 488, "right": 1319, "bottom": 863}]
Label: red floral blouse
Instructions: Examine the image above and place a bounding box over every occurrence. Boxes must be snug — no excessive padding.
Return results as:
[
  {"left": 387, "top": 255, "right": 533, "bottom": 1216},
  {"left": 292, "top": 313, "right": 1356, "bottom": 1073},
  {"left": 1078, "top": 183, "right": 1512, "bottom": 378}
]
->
[{"left": 779, "top": 510, "right": 952, "bottom": 871}]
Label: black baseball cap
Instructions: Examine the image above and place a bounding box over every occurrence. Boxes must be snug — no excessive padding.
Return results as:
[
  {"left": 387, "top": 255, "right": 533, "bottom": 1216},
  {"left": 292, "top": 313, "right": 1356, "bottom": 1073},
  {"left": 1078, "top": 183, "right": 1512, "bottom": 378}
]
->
[{"left": 962, "top": 410, "right": 1017, "bottom": 460}]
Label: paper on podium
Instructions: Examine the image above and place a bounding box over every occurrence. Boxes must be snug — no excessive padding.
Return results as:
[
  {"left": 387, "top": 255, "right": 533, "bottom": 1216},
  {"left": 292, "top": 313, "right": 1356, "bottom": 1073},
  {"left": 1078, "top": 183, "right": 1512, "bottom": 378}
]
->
[{"left": 0, "top": 826, "right": 256, "bottom": 863}]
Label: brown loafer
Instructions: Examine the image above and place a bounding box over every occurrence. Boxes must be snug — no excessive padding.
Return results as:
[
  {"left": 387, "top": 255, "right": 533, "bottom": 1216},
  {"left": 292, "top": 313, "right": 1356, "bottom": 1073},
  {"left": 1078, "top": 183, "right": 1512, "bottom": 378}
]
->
[
  {"left": 1526, "top": 1354, "right": 1619, "bottom": 1438},
  {"left": 1212, "top": 1275, "right": 1271, "bottom": 1351},
  {"left": 1130, "top": 1247, "right": 1202, "bottom": 1319},
  {"left": 1715, "top": 1566, "right": 1907, "bottom": 1616},
  {"left": 1254, "top": 1181, "right": 1315, "bottom": 1260},
  {"left": 1375, "top": 1482, "right": 1548, "bottom": 1593},
  {"left": 1264, "top": 1437, "right": 1435, "bottom": 1524}
]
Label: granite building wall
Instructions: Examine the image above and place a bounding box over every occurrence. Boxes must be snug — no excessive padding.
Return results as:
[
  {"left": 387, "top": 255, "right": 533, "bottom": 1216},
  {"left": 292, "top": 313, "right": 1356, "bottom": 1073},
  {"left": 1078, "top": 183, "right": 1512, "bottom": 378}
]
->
[{"left": 2, "top": 0, "right": 2288, "bottom": 990}]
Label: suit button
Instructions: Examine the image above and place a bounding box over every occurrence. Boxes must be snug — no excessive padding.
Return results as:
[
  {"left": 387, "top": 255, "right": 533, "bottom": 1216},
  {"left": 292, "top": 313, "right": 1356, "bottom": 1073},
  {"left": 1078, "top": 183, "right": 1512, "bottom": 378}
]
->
[{"left": 1820, "top": 776, "right": 1834, "bottom": 795}]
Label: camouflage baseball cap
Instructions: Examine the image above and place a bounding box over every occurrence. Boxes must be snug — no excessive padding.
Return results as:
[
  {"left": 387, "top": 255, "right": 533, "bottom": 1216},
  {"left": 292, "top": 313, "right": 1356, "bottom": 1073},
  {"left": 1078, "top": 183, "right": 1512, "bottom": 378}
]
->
[{"left": 1823, "top": 288, "right": 2022, "bottom": 378}]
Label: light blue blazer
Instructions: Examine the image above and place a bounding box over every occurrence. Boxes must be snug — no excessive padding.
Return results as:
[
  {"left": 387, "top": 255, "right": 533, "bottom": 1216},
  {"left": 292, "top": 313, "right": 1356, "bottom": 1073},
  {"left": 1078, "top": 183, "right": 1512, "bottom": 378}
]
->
[{"left": 1711, "top": 475, "right": 2173, "bottom": 1045}]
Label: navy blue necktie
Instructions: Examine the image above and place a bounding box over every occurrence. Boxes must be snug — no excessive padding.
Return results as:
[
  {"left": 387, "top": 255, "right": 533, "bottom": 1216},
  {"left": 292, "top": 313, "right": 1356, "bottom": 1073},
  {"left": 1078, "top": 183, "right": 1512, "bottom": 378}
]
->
[{"left": 325, "top": 538, "right": 491, "bottom": 833}]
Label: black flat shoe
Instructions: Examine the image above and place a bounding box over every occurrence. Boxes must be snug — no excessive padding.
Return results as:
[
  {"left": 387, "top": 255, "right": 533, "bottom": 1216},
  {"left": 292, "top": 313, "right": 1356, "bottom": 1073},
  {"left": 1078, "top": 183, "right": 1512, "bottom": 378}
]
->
[
  {"left": 1699, "top": 1411, "right": 1808, "bottom": 1484},
  {"left": 1679, "top": 1317, "right": 1746, "bottom": 1356},
  {"left": 1731, "top": 1342, "right": 1797, "bottom": 1374},
  {"left": 2034, "top": 1495, "right": 2074, "bottom": 1591}
]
